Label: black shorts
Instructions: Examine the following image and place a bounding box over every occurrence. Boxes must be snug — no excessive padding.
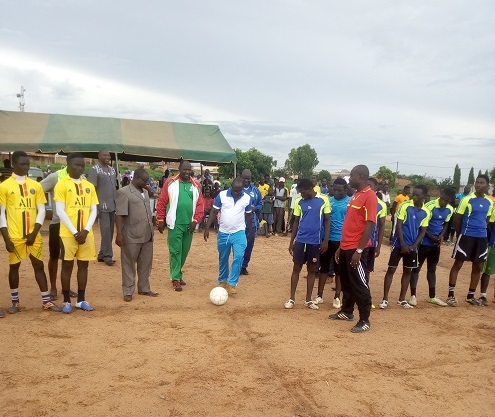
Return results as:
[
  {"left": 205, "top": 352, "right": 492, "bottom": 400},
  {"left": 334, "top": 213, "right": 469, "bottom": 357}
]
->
[
  {"left": 48, "top": 223, "right": 61, "bottom": 259},
  {"left": 417, "top": 244, "right": 440, "bottom": 267},
  {"left": 388, "top": 246, "right": 419, "bottom": 269},
  {"left": 319, "top": 240, "right": 340, "bottom": 275},
  {"left": 366, "top": 247, "right": 376, "bottom": 272},
  {"left": 293, "top": 241, "right": 320, "bottom": 265},
  {"left": 452, "top": 235, "right": 488, "bottom": 263}
]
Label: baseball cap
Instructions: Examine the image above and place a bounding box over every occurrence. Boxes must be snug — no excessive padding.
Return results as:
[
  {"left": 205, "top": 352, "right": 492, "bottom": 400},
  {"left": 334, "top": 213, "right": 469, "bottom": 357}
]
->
[{"left": 279, "top": 177, "right": 285, "bottom": 182}]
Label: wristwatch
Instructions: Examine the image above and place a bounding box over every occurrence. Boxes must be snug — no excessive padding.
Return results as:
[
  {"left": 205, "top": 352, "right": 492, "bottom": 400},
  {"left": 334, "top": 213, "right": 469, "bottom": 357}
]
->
[{"left": 356, "top": 248, "right": 363, "bottom": 254}]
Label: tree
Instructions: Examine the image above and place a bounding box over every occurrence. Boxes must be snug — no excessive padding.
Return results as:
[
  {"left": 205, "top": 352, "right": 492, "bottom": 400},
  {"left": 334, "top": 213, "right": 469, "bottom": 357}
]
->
[
  {"left": 407, "top": 174, "right": 437, "bottom": 189},
  {"left": 453, "top": 164, "right": 461, "bottom": 190},
  {"left": 218, "top": 148, "right": 276, "bottom": 180},
  {"left": 484, "top": 169, "right": 489, "bottom": 178},
  {"left": 468, "top": 167, "right": 475, "bottom": 185},
  {"left": 439, "top": 177, "right": 454, "bottom": 188},
  {"left": 273, "top": 167, "right": 290, "bottom": 179},
  {"left": 317, "top": 169, "right": 332, "bottom": 181},
  {"left": 374, "top": 166, "right": 396, "bottom": 188},
  {"left": 490, "top": 167, "right": 495, "bottom": 185},
  {"left": 284, "top": 144, "right": 319, "bottom": 179}
]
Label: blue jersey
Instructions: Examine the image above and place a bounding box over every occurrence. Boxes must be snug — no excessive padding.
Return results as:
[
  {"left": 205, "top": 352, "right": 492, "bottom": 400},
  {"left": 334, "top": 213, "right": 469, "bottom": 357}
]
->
[
  {"left": 392, "top": 200, "right": 429, "bottom": 248},
  {"left": 294, "top": 195, "right": 331, "bottom": 245},
  {"left": 457, "top": 193, "right": 493, "bottom": 238},
  {"left": 243, "top": 183, "right": 262, "bottom": 228},
  {"left": 422, "top": 199, "right": 454, "bottom": 246},
  {"left": 327, "top": 195, "right": 350, "bottom": 241}
]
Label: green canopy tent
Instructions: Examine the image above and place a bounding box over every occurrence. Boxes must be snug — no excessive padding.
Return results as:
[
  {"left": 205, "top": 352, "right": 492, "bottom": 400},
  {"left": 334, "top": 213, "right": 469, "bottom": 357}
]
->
[{"left": 0, "top": 110, "right": 237, "bottom": 175}]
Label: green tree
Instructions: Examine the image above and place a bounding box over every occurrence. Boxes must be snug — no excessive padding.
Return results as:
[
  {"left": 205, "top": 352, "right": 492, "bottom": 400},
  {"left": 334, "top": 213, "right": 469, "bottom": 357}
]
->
[
  {"left": 468, "top": 167, "right": 475, "bottom": 185},
  {"left": 484, "top": 169, "right": 489, "bottom": 178},
  {"left": 407, "top": 175, "right": 437, "bottom": 189},
  {"left": 374, "top": 166, "right": 396, "bottom": 188},
  {"left": 317, "top": 169, "right": 332, "bottom": 181},
  {"left": 273, "top": 167, "right": 290, "bottom": 179},
  {"left": 439, "top": 177, "right": 454, "bottom": 188},
  {"left": 453, "top": 164, "right": 461, "bottom": 190},
  {"left": 284, "top": 144, "right": 319, "bottom": 179},
  {"left": 218, "top": 148, "right": 275, "bottom": 181},
  {"left": 489, "top": 167, "right": 495, "bottom": 185}
]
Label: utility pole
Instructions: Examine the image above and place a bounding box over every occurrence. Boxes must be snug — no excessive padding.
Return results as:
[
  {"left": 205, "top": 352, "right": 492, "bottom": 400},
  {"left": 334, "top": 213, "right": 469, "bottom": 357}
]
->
[{"left": 16, "top": 86, "right": 26, "bottom": 112}]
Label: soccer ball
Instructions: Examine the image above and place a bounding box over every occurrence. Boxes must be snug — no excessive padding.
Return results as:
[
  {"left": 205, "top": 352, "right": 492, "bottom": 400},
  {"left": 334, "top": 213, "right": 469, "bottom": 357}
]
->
[{"left": 209, "top": 286, "right": 228, "bottom": 306}]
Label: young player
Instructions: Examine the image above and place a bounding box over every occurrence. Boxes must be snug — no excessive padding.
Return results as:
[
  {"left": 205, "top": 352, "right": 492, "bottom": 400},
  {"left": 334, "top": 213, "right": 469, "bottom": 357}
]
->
[
  {"left": 379, "top": 185, "right": 429, "bottom": 309},
  {"left": 54, "top": 153, "right": 99, "bottom": 313},
  {"left": 447, "top": 175, "right": 493, "bottom": 306},
  {"left": 409, "top": 189, "right": 455, "bottom": 306},
  {"left": 316, "top": 177, "right": 348, "bottom": 308},
  {"left": 260, "top": 186, "right": 275, "bottom": 237},
  {"left": 479, "top": 209, "right": 495, "bottom": 305},
  {"left": 0, "top": 151, "right": 60, "bottom": 314},
  {"left": 389, "top": 185, "right": 411, "bottom": 243},
  {"left": 284, "top": 179, "right": 330, "bottom": 310}
]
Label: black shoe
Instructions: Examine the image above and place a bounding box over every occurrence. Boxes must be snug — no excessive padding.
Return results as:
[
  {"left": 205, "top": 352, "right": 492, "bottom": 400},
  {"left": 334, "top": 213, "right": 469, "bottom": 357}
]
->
[
  {"left": 329, "top": 311, "right": 355, "bottom": 321},
  {"left": 123, "top": 295, "right": 132, "bottom": 302},
  {"left": 351, "top": 320, "right": 371, "bottom": 333},
  {"left": 105, "top": 259, "right": 116, "bottom": 266},
  {"left": 240, "top": 268, "right": 249, "bottom": 275}
]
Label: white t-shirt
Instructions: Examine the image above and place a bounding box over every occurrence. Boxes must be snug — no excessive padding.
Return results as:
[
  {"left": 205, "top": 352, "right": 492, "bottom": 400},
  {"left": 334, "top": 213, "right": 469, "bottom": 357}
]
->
[
  {"left": 213, "top": 189, "right": 252, "bottom": 234},
  {"left": 290, "top": 185, "right": 301, "bottom": 209}
]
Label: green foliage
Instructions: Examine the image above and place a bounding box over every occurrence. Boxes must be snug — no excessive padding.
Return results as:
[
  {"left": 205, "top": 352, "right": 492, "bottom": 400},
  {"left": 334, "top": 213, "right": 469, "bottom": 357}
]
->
[
  {"left": 218, "top": 148, "right": 275, "bottom": 180},
  {"left": 438, "top": 177, "right": 454, "bottom": 188},
  {"left": 374, "top": 166, "right": 396, "bottom": 188},
  {"left": 273, "top": 167, "right": 290, "bottom": 179},
  {"left": 284, "top": 144, "right": 319, "bottom": 179},
  {"left": 453, "top": 164, "right": 461, "bottom": 190},
  {"left": 490, "top": 167, "right": 495, "bottom": 185},
  {"left": 317, "top": 169, "right": 332, "bottom": 181},
  {"left": 468, "top": 167, "right": 475, "bottom": 185},
  {"left": 407, "top": 175, "right": 437, "bottom": 189}
]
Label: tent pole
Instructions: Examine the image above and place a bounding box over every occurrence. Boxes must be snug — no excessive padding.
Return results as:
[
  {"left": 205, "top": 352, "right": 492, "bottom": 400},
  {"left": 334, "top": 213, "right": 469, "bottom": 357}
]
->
[
  {"left": 114, "top": 152, "right": 121, "bottom": 188},
  {"left": 233, "top": 162, "right": 237, "bottom": 178}
]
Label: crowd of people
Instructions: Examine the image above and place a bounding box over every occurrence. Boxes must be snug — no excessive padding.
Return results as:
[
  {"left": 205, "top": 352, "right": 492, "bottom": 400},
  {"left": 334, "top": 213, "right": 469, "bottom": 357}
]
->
[{"left": 0, "top": 151, "right": 494, "bottom": 335}]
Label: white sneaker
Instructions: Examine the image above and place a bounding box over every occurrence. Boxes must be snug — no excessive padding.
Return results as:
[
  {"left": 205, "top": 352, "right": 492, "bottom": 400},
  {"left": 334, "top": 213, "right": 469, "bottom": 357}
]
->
[
  {"left": 378, "top": 300, "right": 388, "bottom": 309},
  {"left": 314, "top": 296, "right": 324, "bottom": 305},
  {"left": 284, "top": 299, "right": 295, "bottom": 309},
  {"left": 447, "top": 296, "right": 458, "bottom": 307},
  {"left": 332, "top": 297, "right": 341, "bottom": 308},
  {"left": 427, "top": 297, "right": 448, "bottom": 306},
  {"left": 408, "top": 295, "right": 417, "bottom": 306},
  {"left": 304, "top": 300, "right": 319, "bottom": 310},
  {"left": 397, "top": 300, "right": 414, "bottom": 309}
]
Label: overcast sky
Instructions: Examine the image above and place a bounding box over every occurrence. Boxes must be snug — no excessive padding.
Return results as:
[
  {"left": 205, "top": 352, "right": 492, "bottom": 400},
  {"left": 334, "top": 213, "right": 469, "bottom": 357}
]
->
[{"left": 1, "top": 0, "right": 494, "bottom": 182}]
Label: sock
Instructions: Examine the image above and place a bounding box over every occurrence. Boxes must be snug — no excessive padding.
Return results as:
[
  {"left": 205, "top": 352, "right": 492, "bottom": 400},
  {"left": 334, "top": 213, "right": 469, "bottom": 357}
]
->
[
  {"left": 480, "top": 293, "right": 487, "bottom": 299},
  {"left": 467, "top": 289, "right": 476, "bottom": 299},
  {"left": 77, "top": 290, "right": 85, "bottom": 303},
  {"left": 62, "top": 290, "right": 71, "bottom": 303},
  {"left": 10, "top": 288, "right": 19, "bottom": 305},
  {"left": 429, "top": 287, "right": 435, "bottom": 298},
  {"left": 41, "top": 291, "right": 51, "bottom": 304},
  {"left": 410, "top": 288, "right": 417, "bottom": 297},
  {"left": 448, "top": 285, "right": 455, "bottom": 298}
]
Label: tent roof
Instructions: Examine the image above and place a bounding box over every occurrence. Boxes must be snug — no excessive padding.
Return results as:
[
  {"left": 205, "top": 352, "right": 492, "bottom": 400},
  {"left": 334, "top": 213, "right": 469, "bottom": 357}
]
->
[{"left": 0, "top": 110, "right": 237, "bottom": 164}]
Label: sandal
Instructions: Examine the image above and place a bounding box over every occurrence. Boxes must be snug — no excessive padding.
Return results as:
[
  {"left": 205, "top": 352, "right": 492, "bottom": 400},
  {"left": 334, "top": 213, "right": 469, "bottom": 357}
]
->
[
  {"left": 284, "top": 299, "right": 295, "bottom": 309},
  {"left": 304, "top": 300, "right": 319, "bottom": 310}
]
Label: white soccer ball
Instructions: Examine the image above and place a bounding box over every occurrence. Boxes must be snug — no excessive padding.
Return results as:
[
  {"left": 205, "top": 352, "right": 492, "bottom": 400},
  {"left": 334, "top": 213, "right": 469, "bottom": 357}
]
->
[{"left": 209, "top": 286, "right": 228, "bottom": 306}]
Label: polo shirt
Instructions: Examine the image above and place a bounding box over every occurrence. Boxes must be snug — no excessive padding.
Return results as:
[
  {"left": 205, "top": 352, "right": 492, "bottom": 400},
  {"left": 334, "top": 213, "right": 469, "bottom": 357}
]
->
[
  {"left": 0, "top": 176, "right": 47, "bottom": 239},
  {"left": 213, "top": 189, "right": 252, "bottom": 234},
  {"left": 422, "top": 199, "right": 454, "bottom": 246},
  {"left": 392, "top": 200, "right": 429, "bottom": 248},
  {"left": 258, "top": 183, "right": 269, "bottom": 197},
  {"left": 328, "top": 195, "right": 350, "bottom": 241},
  {"left": 293, "top": 194, "right": 331, "bottom": 245},
  {"left": 341, "top": 186, "right": 377, "bottom": 250},
  {"left": 457, "top": 193, "right": 494, "bottom": 238}
]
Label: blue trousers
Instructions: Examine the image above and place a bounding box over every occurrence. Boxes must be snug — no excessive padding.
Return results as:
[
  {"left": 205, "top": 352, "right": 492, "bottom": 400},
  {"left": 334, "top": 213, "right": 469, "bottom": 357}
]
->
[
  {"left": 217, "top": 230, "right": 247, "bottom": 286},
  {"left": 242, "top": 226, "right": 257, "bottom": 269}
]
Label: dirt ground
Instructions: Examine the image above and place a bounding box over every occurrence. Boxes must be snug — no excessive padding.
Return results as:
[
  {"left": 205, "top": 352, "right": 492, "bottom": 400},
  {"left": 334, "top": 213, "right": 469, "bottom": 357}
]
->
[{"left": 1, "top": 221, "right": 494, "bottom": 417}]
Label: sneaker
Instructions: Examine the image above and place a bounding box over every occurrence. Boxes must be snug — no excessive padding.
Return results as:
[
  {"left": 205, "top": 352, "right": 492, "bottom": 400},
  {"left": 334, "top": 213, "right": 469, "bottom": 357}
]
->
[
  {"left": 378, "top": 300, "right": 388, "bottom": 309},
  {"left": 304, "top": 300, "right": 319, "bottom": 310},
  {"left": 351, "top": 320, "right": 371, "bottom": 333},
  {"left": 284, "top": 299, "right": 295, "bottom": 309},
  {"left": 397, "top": 300, "right": 414, "bottom": 309},
  {"left": 8, "top": 304, "right": 20, "bottom": 314},
  {"left": 62, "top": 302, "right": 73, "bottom": 314},
  {"left": 218, "top": 281, "right": 228, "bottom": 289},
  {"left": 408, "top": 295, "right": 417, "bottom": 306},
  {"left": 329, "top": 311, "right": 354, "bottom": 321},
  {"left": 447, "top": 296, "right": 458, "bottom": 307},
  {"left": 427, "top": 297, "right": 448, "bottom": 307},
  {"left": 240, "top": 268, "right": 249, "bottom": 275},
  {"left": 179, "top": 279, "right": 187, "bottom": 286},
  {"left": 332, "top": 297, "right": 341, "bottom": 309},
  {"left": 228, "top": 285, "right": 237, "bottom": 295},
  {"left": 478, "top": 297, "right": 489, "bottom": 307},
  {"left": 172, "top": 281, "right": 182, "bottom": 292},
  {"left": 42, "top": 301, "right": 61, "bottom": 312},
  {"left": 465, "top": 297, "right": 480, "bottom": 306},
  {"left": 314, "top": 296, "right": 324, "bottom": 305},
  {"left": 76, "top": 301, "right": 94, "bottom": 311}
]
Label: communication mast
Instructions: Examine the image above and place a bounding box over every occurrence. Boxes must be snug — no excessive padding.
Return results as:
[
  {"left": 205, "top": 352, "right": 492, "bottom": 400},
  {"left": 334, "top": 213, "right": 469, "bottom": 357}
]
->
[{"left": 16, "top": 86, "right": 26, "bottom": 112}]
